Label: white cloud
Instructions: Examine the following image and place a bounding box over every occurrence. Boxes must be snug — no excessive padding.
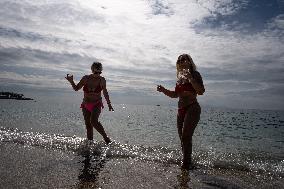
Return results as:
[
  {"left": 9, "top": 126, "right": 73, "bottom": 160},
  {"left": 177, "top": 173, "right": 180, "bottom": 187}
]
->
[
  {"left": 0, "top": 0, "right": 283, "bottom": 109},
  {"left": 0, "top": 71, "right": 67, "bottom": 89},
  {"left": 194, "top": 0, "right": 249, "bottom": 16},
  {"left": 267, "top": 14, "right": 284, "bottom": 35}
]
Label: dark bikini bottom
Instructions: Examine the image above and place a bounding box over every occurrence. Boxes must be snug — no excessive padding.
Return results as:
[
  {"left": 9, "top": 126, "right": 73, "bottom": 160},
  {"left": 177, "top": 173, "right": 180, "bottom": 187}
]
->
[{"left": 178, "top": 101, "right": 199, "bottom": 120}]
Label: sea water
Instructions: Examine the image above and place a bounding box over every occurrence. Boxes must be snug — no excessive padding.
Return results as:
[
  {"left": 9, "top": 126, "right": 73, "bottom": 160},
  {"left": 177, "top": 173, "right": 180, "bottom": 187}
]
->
[{"left": 0, "top": 97, "right": 283, "bottom": 188}]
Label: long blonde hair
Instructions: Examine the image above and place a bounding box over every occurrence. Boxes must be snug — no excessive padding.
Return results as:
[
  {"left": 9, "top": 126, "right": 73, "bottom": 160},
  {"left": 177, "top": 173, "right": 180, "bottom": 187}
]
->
[{"left": 176, "top": 54, "right": 197, "bottom": 78}]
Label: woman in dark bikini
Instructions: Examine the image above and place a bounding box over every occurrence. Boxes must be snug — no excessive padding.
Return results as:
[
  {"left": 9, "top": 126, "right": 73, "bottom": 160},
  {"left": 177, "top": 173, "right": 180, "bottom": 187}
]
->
[
  {"left": 157, "top": 54, "right": 205, "bottom": 170},
  {"left": 65, "top": 62, "right": 113, "bottom": 144}
]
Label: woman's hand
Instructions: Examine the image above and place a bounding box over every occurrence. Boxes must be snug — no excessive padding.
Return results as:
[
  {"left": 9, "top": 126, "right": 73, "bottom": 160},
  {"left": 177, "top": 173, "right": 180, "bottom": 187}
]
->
[
  {"left": 157, "top": 85, "right": 177, "bottom": 98},
  {"left": 184, "top": 71, "right": 193, "bottom": 81},
  {"left": 157, "top": 85, "right": 165, "bottom": 93},
  {"left": 65, "top": 74, "right": 74, "bottom": 82}
]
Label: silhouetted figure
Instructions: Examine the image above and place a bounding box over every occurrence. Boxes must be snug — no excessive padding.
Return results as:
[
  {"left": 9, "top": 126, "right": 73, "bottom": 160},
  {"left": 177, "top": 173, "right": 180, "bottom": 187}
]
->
[
  {"left": 157, "top": 54, "right": 205, "bottom": 171},
  {"left": 66, "top": 62, "right": 113, "bottom": 144}
]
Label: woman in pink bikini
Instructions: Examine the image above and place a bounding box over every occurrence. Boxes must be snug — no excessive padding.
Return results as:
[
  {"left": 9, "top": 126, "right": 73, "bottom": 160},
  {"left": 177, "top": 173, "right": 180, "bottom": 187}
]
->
[
  {"left": 157, "top": 54, "right": 205, "bottom": 170},
  {"left": 65, "top": 62, "right": 113, "bottom": 144}
]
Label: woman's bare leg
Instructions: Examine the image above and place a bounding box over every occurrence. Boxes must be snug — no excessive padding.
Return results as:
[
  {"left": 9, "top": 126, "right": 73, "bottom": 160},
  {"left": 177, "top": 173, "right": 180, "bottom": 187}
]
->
[
  {"left": 82, "top": 108, "right": 93, "bottom": 140},
  {"left": 181, "top": 103, "right": 201, "bottom": 170},
  {"left": 177, "top": 114, "right": 184, "bottom": 143},
  {"left": 90, "top": 108, "right": 111, "bottom": 144},
  {"left": 181, "top": 124, "right": 195, "bottom": 170},
  {"left": 177, "top": 113, "right": 185, "bottom": 154}
]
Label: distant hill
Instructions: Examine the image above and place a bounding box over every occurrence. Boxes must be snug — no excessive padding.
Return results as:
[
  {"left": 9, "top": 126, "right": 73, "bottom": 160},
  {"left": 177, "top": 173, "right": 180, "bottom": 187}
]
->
[{"left": 0, "top": 92, "right": 33, "bottom": 100}]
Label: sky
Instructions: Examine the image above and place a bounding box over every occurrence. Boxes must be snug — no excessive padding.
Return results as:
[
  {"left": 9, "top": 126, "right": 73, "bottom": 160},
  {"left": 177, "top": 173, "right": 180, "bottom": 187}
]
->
[{"left": 0, "top": 0, "right": 283, "bottom": 110}]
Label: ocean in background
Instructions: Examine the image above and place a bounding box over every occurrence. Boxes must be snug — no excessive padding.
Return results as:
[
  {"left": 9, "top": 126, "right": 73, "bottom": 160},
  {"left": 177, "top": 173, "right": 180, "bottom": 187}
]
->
[{"left": 0, "top": 97, "right": 283, "bottom": 189}]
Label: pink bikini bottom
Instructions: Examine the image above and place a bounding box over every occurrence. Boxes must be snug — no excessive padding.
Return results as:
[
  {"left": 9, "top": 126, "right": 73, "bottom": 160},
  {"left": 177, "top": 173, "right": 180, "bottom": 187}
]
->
[{"left": 81, "top": 100, "right": 104, "bottom": 112}]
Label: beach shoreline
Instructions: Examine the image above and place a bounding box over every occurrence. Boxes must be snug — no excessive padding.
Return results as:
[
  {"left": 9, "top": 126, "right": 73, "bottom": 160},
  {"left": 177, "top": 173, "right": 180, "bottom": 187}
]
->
[{"left": 1, "top": 142, "right": 283, "bottom": 189}]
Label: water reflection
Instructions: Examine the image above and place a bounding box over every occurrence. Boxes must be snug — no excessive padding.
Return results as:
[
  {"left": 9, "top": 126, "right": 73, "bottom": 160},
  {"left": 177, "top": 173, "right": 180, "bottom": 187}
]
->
[
  {"left": 177, "top": 169, "right": 191, "bottom": 189},
  {"left": 76, "top": 146, "right": 107, "bottom": 189}
]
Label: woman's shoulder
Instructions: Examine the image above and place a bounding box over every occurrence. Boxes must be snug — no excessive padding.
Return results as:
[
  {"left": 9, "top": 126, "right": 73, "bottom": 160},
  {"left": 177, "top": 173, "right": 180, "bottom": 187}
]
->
[
  {"left": 192, "top": 71, "right": 204, "bottom": 84},
  {"left": 193, "top": 70, "right": 201, "bottom": 75},
  {"left": 99, "top": 76, "right": 106, "bottom": 81},
  {"left": 83, "top": 74, "right": 92, "bottom": 78},
  {"left": 80, "top": 75, "right": 89, "bottom": 81},
  {"left": 193, "top": 71, "right": 202, "bottom": 78},
  {"left": 83, "top": 74, "right": 104, "bottom": 79},
  {"left": 81, "top": 75, "right": 91, "bottom": 81}
]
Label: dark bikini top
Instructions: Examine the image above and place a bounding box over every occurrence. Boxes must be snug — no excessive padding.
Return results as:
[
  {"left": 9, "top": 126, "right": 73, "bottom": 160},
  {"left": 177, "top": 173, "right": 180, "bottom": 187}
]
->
[
  {"left": 83, "top": 76, "right": 103, "bottom": 94},
  {"left": 175, "top": 71, "right": 203, "bottom": 94},
  {"left": 175, "top": 81, "right": 196, "bottom": 94}
]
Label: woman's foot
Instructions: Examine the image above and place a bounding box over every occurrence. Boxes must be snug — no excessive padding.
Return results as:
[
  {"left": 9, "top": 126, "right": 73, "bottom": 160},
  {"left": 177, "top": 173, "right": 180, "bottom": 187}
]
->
[
  {"left": 181, "top": 159, "right": 196, "bottom": 171},
  {"left": 177, "top": 168, "right": 190, "bottom": 185},
  {"left": 181, "top": 163, "right": 195, "bottom": 171},
  {"left": 104, "top": 137, "right": 112, "bottom": 145}
]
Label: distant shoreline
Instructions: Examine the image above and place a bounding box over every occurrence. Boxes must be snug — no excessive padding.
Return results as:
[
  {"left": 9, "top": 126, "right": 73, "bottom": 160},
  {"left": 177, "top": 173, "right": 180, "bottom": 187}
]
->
[{"left": 0, "top": 92, "right": 34, "bottom": 100}]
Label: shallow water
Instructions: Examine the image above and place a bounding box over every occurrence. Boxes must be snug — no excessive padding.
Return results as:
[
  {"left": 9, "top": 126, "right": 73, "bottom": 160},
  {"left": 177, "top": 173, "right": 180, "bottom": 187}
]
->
[{"left": 0, "top": 98, "right": 283, "bottom": 188}]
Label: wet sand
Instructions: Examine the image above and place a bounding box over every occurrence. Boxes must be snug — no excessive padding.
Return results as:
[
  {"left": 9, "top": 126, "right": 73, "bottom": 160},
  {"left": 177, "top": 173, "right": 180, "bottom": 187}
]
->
[{"left": 0, "top": 143, "right": 283, "bottom": 189}]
